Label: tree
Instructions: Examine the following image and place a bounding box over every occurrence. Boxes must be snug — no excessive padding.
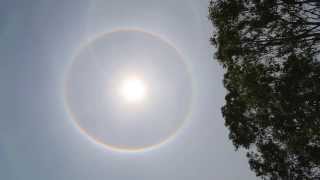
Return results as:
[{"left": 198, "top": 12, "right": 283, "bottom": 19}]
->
[{"left": 209, "top": 0, "right": 320, "bottom": 179}]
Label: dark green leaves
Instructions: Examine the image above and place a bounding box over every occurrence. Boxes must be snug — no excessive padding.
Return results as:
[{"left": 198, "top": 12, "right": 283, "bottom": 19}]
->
[{"left": 209, "top": 0, "right": 320, "bottom": 179}]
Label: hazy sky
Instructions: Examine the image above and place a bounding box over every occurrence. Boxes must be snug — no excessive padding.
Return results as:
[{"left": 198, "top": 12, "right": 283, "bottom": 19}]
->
[{"left": 0, "top": 0, "right": 256, "bottom": 179}]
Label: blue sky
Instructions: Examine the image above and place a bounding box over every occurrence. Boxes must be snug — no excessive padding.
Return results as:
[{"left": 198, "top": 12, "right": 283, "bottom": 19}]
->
[{"left": 0, "top": 0, "right": 256, "bottom": 179}]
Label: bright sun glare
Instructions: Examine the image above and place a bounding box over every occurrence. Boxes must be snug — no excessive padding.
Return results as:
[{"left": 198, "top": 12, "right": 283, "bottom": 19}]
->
[{"left": 120, "top": 77, "right": 147, "bottom": 103}]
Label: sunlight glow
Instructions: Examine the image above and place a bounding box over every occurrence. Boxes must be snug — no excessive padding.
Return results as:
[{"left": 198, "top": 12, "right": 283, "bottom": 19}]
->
[{"left": 120, "top": 77, "right": 147, "bottom": 103}]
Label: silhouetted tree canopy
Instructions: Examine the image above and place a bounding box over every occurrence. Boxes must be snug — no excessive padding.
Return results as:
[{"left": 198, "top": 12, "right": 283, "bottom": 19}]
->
[{"left": 209, "top": 0, "right": 320, "bottom": 179}]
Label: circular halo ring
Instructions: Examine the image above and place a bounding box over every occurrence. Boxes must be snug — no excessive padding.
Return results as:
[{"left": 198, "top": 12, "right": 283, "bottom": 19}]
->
[{"left": 64, "top": 28, "right": 194, "bottom": 153}]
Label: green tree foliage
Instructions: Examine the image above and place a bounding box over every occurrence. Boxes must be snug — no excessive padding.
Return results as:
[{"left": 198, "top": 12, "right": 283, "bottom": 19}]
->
[{"left": 209, "top": 0, "right": 320, "bottom": 179}]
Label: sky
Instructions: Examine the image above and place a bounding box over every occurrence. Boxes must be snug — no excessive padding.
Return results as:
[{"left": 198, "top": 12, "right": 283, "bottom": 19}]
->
[{"left": 0, "top": 0, "right": 256, "bottom": 179}]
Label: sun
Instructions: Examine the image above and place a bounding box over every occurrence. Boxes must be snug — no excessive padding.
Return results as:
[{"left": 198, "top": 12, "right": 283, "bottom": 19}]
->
[{"left": 120, "top": 77, "right": 147, "bottom": 103}]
